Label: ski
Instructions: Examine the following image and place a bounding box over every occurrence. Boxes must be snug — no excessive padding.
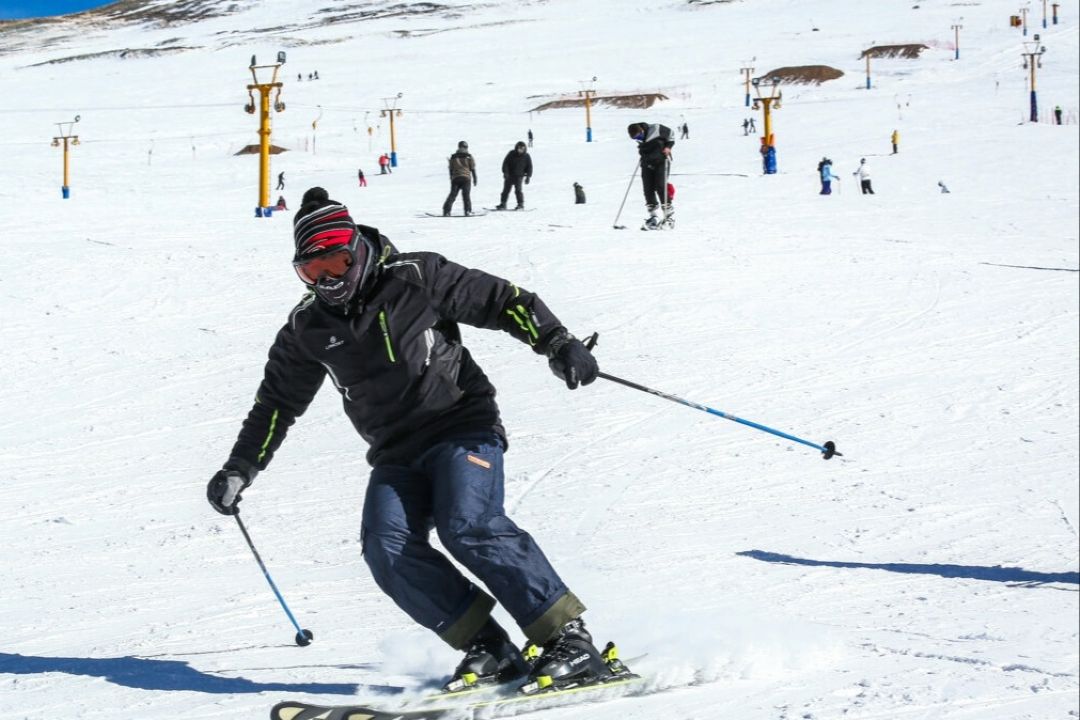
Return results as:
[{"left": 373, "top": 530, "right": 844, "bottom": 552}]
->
[
  {"left": 420, "top": 211, "right": 488, "bottom": 218},
  {"left": 483, "top": 207, "right": 535, "bottom": 213},
  {"left": 270, "top": 674, "right": 643, "bottom": 720},
  {"left": 271, "top": 643, "right": 641, "bottom": 720}
]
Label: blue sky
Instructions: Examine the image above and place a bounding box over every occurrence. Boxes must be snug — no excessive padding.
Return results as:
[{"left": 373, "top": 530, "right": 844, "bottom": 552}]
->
[{"left": 0, "top": 1, "right": 113, "bottom": 19}]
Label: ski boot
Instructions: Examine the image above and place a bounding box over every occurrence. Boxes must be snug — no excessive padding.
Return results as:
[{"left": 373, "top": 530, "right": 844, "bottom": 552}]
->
[
  {"left": 514, "top": 204, "right": 525, "bottom": 211},
  {"left": 518, "top": 618, "right": 621, "bottom": 695},
  {"left": 494, "top": 203, "right": 507, "bottom": 210},
  {"left": 661, "top": 203, "right": 675, "bottom": 229},
  {"left": 641, "top": 204, "right": 661, "bottom": 231},
  {"left": 442, "top": 619, "right": 529, "bottom": 694}
]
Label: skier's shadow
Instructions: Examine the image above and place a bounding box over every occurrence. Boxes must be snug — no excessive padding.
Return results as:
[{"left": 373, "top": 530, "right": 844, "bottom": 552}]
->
[
  {"left": 737, "top": 550, "right": 1079, "bottom": 586},
  {"left": 0, "top": 653, "right": 389, "bottom": 695}
]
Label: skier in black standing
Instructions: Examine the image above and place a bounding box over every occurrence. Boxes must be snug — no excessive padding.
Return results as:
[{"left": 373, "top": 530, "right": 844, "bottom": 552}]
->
[
  {"left": 276, "top": 171, "right": 285, "bottom": 190},
  {"left": 443, "top": 141, "right": 477, "bottom": 216},
  {"left": 626, "top": 122, "right": 675, "bottom": 229},
  {"left": 207, "top": 187, "right": 623, "bottom": 694},
  {"left": 495, "top": 141, "right": 532, "bottom": 210}
]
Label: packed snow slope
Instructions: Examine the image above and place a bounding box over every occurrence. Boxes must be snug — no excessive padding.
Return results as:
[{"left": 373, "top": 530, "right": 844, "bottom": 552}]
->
[{"left": 1, "top": 1, "right": 1078, "bottom": 718}]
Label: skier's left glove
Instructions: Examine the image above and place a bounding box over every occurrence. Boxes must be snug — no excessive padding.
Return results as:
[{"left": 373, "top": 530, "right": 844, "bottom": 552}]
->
[
  {"left": 525, "top": 176, "right": 530, "bottom": 185},
  {"left": 207, "top": 467, "right": 253, "bottom": 515},
  {"left": 546, "top": 331, "right": 598, "bottom": 390}
]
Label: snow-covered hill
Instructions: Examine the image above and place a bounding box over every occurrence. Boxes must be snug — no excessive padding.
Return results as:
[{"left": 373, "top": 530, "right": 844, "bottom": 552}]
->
[{"left": 1, "top": 1, "right": 1077, "bottom": 718}]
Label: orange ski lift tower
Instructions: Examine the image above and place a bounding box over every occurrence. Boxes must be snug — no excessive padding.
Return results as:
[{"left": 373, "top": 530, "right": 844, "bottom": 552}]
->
[
  {"left": 245, "top": 51, "right": 286, "bottom": 217},
  {"left": 51, "top": 115, "right": 80, "bottom": 199}
]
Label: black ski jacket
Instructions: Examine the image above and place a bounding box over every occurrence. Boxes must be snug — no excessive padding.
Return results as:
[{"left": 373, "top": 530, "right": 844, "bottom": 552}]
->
[
  {"left": 225, "top": 226, "right": 567, "bottom": 476},
  {"left": 501, "top": 150, "right": 533, "bottom": 179},
  {"left": 635, "top": 123, "right": 675, "bottom": 168}
]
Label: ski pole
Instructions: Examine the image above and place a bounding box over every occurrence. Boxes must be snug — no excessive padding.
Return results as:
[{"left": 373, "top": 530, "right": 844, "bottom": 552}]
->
[
  {"left": 234, "top": 512, "right": 314, "bottom": 646},
  {"left": 612, "top": 159, "right": 641, "bottom": 229},
  {"left": 583, "top": 334, "right": 841, "bottom": 459}
]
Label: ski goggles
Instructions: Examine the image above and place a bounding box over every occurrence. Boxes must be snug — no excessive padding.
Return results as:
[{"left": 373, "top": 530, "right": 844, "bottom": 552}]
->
[{"left": 293, "top": 247, "right": 354, "bottom": 285}]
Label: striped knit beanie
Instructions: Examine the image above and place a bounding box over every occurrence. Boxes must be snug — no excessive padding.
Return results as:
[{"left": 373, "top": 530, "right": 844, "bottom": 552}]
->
[{"left": 292, "top": 187, "right": 356, "bottom": 262}]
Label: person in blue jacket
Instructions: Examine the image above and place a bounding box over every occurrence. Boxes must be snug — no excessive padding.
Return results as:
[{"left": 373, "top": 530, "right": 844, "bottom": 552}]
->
[{"left": 818, "top": 157, "right": 837, "bottom": 195}]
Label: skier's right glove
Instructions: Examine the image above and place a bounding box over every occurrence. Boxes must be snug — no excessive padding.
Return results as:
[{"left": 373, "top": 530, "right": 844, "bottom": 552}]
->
[
  {"left": 546, "top": 331, "right": 599, "bottom": 390},
  {"left": 207, "top": 468, "right": 252, "bottom": 515}
]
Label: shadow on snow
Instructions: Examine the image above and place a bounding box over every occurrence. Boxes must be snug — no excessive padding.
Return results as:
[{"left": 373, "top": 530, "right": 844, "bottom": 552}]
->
[
  {"left": 737, "top": 550, "right": 1079, "bottom": 585},
  {"left": 0, "top": 653, "right": 374, "bottom": 695}
]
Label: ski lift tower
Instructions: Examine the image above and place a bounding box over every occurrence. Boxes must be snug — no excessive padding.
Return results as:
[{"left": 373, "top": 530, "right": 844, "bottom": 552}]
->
[
  {"left": 1021, "top": 35, "right": 1047, "bottom": 122},
  {"left": 381, "top": 93, "right": 403, "bottom": 167},
  {"left": 578, "top": 76, "right": 597, "bottom": 142},
  {"left": 51, "top": 115, "right": 80, "bottom": 199},
  {"left": 751, "top": 77, "right": 781, "bottom": 174},
  {"left": 244, "top": 51, "right": 286, "bottom": 217}
]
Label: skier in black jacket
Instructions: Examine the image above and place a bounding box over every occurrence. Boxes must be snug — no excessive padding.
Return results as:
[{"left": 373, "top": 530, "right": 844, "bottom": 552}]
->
[
  {"left": 206, "top": 187, "right": 613, "bottom": 694},
  {"left": 626, "top": 122, "right": 675, "bottom": 229},
  {"left": 495, "top": 141, "right": 533, "bottom": 210}
]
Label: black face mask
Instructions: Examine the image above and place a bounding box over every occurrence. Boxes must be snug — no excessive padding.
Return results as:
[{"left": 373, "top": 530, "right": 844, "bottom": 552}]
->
[{"left": 312, "top": 233, "right": 371, "bottom": 308}]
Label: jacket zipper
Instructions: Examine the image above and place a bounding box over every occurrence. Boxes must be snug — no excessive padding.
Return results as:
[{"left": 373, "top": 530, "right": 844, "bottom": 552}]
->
[{"left": 378, "top": 310, "right": 397, "bottom": 363}]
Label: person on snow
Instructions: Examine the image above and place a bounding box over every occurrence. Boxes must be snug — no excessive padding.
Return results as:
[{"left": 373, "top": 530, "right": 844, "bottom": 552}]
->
[
  {"left": 626, "top": 122, "right": 675, "bottom": 229},
  {"left": 379, "top": 153, "right": 391, "bottom": 175},
  {"left": 527, "top": 129, "right": 534, "bottom": 147},
  {"left": 853, "top": 158, "right": 874, "bottom": 194},
  {"left": 274, "top": 195, "right": 288, "bottom": 210},
  {"left": 495, "top": 141, "right": 532, "bottom": 210},
  {"left": 443, "top": 141, "right": 477, "bottom": 216},
  {"left": 358, "top": 168, "right": 367, "bottom": 187},
  {"left": 817, "top": 157, "right": 837, "bottom": 195},
  {"left": 573, "top": 182, "right": 586, "bottom": 204},
  {"left": 206, "top": 187, "right": 612, "bottom": 694},
  {"left": 276, "top": 171, "right": 285, "bottom": 190},
  {"left": 891, "top": 129, "right": 900, "bottom": 154}
]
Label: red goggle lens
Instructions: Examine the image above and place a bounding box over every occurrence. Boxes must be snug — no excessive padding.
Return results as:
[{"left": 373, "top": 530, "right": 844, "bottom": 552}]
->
[{"left": 294, "top": 249, "right": 353, "bottom": 285}]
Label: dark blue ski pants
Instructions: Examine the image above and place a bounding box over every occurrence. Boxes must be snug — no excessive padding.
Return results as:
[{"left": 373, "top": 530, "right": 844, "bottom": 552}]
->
[{"left": 361, "top": 433, "right": 583, "bottom": 648}]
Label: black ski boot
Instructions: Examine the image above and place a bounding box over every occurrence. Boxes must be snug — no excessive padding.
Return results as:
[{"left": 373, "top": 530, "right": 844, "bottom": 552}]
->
[
  {"left": 494, "top": 203, "right": 507, "bottom": 210},
  {"left": 518, "top": 618, "right": 614, "bottom": 694},
  {"left": 442, "top": 618, "right": 529, "bottom": 694}
]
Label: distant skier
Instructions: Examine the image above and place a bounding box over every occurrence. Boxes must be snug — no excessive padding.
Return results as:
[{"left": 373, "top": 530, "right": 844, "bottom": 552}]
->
[
  {"left": 443, "top": 141, "right": 477, "bottom": 216},
  {"left": 853, "top": 158, "right": 874, "bottom": 194},
  {"left": 314, "top": 70, "right": 319, "bottom": 80},
  {"left": 495, "top": 141, "right": 532, "bottom": 210},
  {"left": 276, "top": 171, "right": 285, "bottom": 190},
  {"left": 742, "top": 118, "right": 750, "bottom": 136},
  {"left": 938, "top": 180, "right": 951, "bottom": 194},
  {"left": 1054, "top": 106, "right": 1063, "bottom": 125},
  {"left": 680, "top": 122, "right": 690, "bottom": 139},
  {"left": 274, "top": 195, "right": 288, "bottom": 211},
  {"left": 297, "top": 73, "right": 302, "bottom": 82},
  {"left": 527, "top": 129, "right": 534, "bottom": 147},
  {"left": 379, "top": 153, "right": 391, "bottom": 175},
  {"left": 748, "top": 117, "right": 757, "bottom": 133},
  {"left": 817, "top": 157, "right": 837, "bottom": 195},
  {"left": 626, "top": 122, "right": 675, "bottom": 229},
  {"left": 573, "top": 182, "right": 586, "bottom": 204},
  {"left": 206, "top": 186, "right": 614, "bottom": 697},
  {"left": 891, "top": 129, "right": 900, "bottom": 154},
  {"left": 358, "top": 168, "right": 367, "bottom": 187}
]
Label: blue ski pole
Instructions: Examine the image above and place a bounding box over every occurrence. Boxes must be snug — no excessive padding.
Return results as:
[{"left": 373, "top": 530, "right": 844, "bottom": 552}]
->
[
  {"left": 235, "top": 512, "right": 314, "bottom": 646},
  {"left": 583, "top": 333, "right": 841, "bottom": 459}
]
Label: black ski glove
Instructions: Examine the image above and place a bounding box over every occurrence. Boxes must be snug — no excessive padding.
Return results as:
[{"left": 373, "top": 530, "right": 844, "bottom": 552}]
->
[
  {"left": 207, "top": 468, "right": 252, "bottom": 515},
  {"left": 524, "top": 176, "right": 530, "bottom": 185},
  {"left": 546, "top": 331, "right": 599, "bottom": 390}
]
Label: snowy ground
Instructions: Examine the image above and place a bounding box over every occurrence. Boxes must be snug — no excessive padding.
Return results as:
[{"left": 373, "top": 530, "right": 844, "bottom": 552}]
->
[{"left": 1, "top": 0, "right": 1078, "bottom": 718}]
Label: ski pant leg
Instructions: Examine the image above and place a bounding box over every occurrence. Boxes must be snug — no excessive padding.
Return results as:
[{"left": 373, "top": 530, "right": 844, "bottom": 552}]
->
[
  {"left": 641, "top": 163, "right": 665, "bottom": 207},
  {"left": 425, "top": 434, "right": 586, "bottom": 646},
  {"left": 362, "top": 463, "right": 495, "bottom": 650},
  {"left": 512, "top": 177, "right": 525, "bottom": 206},
  {"left": 457, "top": 177, "right": 473, "bottom": 213},
  {"left": 500, "top": 176, "right": 513, "bottom": 205},
  {"left": 443, "top": 178, "right": 466, "bottom": 214}
]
